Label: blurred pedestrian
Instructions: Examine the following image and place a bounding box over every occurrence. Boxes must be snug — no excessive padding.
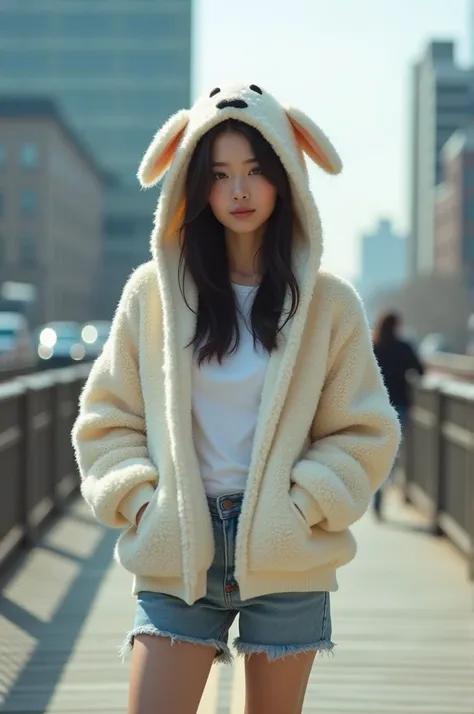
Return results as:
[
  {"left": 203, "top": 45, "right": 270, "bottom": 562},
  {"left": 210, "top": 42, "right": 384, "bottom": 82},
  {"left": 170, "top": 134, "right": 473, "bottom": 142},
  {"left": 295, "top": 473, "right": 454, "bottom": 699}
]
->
[
  {"left": 372, "top": 311, "right": 424, "bottom": 518},
  {"left": 72, "top": 83, "right": 400, "bottom": 714}
]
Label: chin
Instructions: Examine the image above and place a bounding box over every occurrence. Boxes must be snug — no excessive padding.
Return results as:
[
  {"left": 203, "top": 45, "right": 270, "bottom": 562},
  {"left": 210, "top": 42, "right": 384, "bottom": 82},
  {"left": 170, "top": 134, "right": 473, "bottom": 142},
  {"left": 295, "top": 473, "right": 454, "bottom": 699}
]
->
[
  {"left": 226, "top": 216, "right": 266, "bottom": 233},
  {"left": 230, "top": 223, "right": 263, "bottom": 235}
]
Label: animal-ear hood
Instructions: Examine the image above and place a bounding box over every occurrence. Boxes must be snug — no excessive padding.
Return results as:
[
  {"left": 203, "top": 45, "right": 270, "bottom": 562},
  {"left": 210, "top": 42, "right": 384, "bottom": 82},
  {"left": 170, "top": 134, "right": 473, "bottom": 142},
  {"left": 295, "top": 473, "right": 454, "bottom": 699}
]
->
[
  {"left": 138, "top": 84, "right": 341, "bottom": 189},
  {"left": 139, "top": 82, "right": 342, "bottom": 358}
]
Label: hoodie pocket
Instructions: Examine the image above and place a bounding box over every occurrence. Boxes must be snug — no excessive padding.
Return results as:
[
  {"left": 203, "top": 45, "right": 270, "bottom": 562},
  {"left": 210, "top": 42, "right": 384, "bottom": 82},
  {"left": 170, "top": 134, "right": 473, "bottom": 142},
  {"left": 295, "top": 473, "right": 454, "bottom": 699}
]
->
[
  {"left": 248, "top": 492, "right": 356, "bottom": 573},
  {"left": 290, "top": 501, "right": 312, "bottom": 537},
  {"left": 114, "top": 488, "right": 183, "bottom": 578}
]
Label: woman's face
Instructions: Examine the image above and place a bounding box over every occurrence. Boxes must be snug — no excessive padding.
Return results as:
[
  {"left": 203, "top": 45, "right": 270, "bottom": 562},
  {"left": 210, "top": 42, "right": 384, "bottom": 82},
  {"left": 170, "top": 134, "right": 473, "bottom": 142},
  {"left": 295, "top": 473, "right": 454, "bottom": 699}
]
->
[{"left": 208, "top": 131, "right": 277, "bottom": 236}]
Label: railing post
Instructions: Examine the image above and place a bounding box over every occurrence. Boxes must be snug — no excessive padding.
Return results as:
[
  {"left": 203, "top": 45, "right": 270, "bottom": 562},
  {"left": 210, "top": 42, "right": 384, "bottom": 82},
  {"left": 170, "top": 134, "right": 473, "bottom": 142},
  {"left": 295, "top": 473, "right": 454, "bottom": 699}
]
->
[
  {"left": 49, "top": 381, "right": 61, "bottom": 511},
  {"left": 403, "top": 405, "right": 413, "bottom": 503},
  {"left": 15, "top": 387, "right": 29, "bottom": 550},
  {"left": 403, "top": 375, "right": 418, "bottom": 504},
  {"left": 430, "top": 387, "right": 444, "bottom": 536},
  {"left": 467, "top": 400, "right": 474, "bottom": 581},
  {"left": 19, "top": 385, "right": 38, "bottom": 546}
]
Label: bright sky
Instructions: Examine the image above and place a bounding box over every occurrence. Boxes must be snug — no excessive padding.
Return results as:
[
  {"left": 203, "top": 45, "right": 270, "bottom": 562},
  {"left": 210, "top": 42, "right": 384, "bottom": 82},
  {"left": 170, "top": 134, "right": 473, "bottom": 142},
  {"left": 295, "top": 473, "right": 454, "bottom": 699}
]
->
[{"left": 193, "top": 0, "right": 471, "bottom": 280}]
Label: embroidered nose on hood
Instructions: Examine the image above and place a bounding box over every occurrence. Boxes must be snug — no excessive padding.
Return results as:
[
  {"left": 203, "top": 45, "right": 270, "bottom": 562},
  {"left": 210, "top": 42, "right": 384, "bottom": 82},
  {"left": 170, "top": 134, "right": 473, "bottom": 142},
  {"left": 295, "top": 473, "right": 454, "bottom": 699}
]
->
[{"left": 216, "top": 98, "right": 248, "bottom": 109}]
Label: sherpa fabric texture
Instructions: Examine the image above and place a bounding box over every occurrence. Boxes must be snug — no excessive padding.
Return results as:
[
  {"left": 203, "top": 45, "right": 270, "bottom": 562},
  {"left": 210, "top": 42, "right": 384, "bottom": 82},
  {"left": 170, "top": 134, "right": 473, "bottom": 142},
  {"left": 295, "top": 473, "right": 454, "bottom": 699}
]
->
[{"left": 72, "top": 82, "right": 401, "bottom": 605}]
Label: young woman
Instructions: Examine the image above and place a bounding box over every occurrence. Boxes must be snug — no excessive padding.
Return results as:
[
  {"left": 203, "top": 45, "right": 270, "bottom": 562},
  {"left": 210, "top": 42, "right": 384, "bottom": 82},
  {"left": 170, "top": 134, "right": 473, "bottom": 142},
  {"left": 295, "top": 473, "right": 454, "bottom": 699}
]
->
[
  {"left": 372, "top": 311, "right": 424, "bottom": 518},
  {"left": 72, "top": 82, "right": 401, "bottom": 714}
]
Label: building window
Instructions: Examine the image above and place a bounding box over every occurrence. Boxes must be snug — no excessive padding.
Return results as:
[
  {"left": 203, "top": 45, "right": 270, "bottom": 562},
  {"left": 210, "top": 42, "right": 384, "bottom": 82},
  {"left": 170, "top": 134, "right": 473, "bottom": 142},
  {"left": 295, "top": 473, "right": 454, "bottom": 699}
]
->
[
  {"left": 60, "top": 88, "right": 112, "bottom": 115},
  {"left": 466, "top": 168, "right": 474, "bottom": 186},
  {"left": 118, "top": 12, "right": 183, "bottom": 38},
  {"left": 1, "top": 50, "right": 51, "bottom": 77},
  {"left": 118, "top": 49, "right": 183, "bottom": 74},
  {"left": 465, "top": 203, "right": 474, "bottom": 221},
  {"left": 57, "top": 12, "right": 113, "bottom": 37},
  {"left": 60, "top": 51, "right": 115, "bottom": 75},
  {"left": 20, "top": 142, "right": 39, "bottom": 169},
  {"left": 0, "top": 12, "right": 52, "bottom": 39},
  {"left": 20, "top": 189, "right": 37, "bottom": 215},
  {"left": 0, "top": 144, "right": 5, "bottom": 168},
  {"left": 19, "top": 235, "right": 37, "bottom": 265}
]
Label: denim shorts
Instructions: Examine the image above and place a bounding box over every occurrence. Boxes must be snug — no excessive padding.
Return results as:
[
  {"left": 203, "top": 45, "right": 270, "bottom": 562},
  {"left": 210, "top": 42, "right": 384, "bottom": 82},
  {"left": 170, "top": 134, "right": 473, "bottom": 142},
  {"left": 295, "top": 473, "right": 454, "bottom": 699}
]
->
[{"left": 121, "top": 493, "right": 334, "bottom": 663}]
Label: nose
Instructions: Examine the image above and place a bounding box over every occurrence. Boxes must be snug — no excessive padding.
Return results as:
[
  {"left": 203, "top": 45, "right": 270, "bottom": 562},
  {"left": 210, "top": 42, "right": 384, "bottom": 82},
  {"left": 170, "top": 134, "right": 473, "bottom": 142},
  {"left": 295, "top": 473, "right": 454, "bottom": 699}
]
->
[
  {"left": 232, "top": 177, "right": 249, "bottom": 201},
  {"left": 216, "top": 98, "right": 248, "bottom": 110}
]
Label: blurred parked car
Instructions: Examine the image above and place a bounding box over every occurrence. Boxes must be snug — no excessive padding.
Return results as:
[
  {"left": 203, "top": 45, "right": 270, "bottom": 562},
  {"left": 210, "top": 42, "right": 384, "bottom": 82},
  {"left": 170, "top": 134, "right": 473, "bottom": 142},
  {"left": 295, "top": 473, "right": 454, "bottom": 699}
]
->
[
  {"left": 0, "top": 311, "right": 36, "bottom": 371},
  {"left": 36, "top": 321, "right": 86, "bottom": 367},
  {"left": 81, "top": 320, "right": 112, "bottom": 360}
]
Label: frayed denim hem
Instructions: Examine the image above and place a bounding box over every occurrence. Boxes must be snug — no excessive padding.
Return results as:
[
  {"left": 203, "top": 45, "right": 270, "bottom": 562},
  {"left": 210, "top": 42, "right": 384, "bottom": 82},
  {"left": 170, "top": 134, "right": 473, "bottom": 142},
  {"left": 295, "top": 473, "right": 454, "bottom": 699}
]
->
[
  {"left": 119, "top": 626, "right": 232, "bottom": 664},
  {"left": 233, "top": 638, "right": 336, "bottom": 661}
]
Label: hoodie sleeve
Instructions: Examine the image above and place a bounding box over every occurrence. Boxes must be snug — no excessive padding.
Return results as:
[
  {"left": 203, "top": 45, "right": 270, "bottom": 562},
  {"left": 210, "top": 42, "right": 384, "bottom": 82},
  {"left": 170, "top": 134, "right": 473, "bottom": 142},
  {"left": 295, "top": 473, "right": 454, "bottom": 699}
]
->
[
  {"left": 72, "top": 267, "right": 157, "bottom": 528},
  {"left": 290, "top": 283, "right": 401, "bottom": 532}
]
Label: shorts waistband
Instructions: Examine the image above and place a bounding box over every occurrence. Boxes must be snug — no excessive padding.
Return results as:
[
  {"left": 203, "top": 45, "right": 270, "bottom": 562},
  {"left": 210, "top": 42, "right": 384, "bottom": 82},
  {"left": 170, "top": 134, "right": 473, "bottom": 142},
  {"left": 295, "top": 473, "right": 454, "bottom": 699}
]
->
[{"left": 207, "top": 493, "right": 244, "bottom": 519}]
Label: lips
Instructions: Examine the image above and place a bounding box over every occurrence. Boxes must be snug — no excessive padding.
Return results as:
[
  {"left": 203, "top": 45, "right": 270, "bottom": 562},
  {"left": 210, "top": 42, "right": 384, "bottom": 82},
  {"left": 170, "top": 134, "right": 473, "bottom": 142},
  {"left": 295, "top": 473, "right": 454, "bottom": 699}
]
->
[{"left": 231, "top": 208, "right": 255, "bottom": 216}]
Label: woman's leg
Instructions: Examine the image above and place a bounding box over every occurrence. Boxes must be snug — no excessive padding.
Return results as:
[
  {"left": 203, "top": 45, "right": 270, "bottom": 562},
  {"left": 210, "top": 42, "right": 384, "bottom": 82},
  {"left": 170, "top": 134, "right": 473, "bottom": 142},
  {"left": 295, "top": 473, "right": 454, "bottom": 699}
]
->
[
  {"left": 373, "top": 485, "right": 383, "bottom": 517},
  {"left": 127, "top": 634, "right": 216, "bottom": 714},
  {"left": 244, "top": 650, "right": 316, "bottom": 714},
  {"left": 236, "top": 590, "right": 332, "bottom": 714},
  {"left": 373, "top": 404, "right": 408, "bottom": 517}
]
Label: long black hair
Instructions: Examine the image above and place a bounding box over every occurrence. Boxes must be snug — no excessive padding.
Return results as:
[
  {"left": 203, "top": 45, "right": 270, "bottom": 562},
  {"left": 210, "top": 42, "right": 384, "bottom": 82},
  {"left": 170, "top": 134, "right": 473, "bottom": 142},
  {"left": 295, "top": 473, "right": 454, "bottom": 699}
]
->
[
  {"left": 373, "top": 311, "right": 400, "bottom": 347},
  {"left": 179, "top": 118, "right": 299, "bottom": 365}
]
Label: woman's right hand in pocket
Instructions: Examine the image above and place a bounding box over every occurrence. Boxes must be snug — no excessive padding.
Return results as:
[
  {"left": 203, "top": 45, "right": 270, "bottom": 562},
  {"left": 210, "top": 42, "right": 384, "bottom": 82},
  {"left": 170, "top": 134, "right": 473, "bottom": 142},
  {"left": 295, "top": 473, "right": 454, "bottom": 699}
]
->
[{"left": 136, "top": 503, "right": 149, "bottom": 526}]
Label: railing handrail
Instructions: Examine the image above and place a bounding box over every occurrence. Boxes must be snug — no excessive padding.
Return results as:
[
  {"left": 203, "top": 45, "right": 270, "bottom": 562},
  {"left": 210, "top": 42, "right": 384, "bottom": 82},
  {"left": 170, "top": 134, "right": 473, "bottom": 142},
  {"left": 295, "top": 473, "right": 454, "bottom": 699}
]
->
[
  {"left": 424, "top": 352, "right": 474, "bottom": 381},
  {"left": 0, "top": 380, "right": 26, "bottom": 401},
  {"left": 411, "top": 372, "right": 474, "bottom": 401}
]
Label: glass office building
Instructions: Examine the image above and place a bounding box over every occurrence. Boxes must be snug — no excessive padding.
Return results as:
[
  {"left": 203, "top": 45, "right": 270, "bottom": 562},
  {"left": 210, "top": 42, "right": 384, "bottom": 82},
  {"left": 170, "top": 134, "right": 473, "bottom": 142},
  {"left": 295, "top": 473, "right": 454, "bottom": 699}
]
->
[{"left": 0, "top": 0, "right": 192, "bottom": 316}]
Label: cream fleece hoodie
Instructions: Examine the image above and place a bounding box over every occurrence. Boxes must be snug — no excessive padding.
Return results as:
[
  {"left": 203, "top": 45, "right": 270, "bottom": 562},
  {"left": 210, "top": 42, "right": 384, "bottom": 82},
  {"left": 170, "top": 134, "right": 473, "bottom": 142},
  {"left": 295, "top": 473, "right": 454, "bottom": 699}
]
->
[{"left": 72, "top": 82, "right": 401, "bottom": 605}]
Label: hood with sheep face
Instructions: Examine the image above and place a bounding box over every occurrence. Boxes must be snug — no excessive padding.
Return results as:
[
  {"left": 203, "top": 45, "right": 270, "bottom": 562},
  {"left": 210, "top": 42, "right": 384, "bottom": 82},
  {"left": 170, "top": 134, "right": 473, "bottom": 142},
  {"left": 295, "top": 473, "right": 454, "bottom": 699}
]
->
[{"left": 136, "top": 81, "right": 342, "bottom": 388}]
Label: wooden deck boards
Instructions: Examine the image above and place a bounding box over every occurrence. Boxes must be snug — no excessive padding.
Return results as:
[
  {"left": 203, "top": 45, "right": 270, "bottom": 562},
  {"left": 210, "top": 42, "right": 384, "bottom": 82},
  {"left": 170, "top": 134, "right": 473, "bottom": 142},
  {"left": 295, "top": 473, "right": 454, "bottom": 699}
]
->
[{"left": 1, "top": 487, "right": 472, "bottom": 713}]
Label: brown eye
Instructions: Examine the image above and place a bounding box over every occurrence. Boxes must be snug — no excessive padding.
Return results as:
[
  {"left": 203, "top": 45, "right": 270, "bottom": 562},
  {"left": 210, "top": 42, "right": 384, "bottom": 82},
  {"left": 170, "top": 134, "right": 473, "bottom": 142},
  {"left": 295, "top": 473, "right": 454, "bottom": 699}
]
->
[{"left": 210, "top": 87, "right": 221, "bottom": 97}]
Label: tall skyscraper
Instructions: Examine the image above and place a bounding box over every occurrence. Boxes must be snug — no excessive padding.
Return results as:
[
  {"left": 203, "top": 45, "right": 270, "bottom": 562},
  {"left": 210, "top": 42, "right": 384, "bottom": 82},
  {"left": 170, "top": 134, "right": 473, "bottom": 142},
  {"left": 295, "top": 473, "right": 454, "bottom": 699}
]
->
[
  {"left": 435, "top": 126, "right": 474, "bottom": 289},
  {"left": 0, "top": 1, "right": 192, "bottom": 316},
  {"left": 356, "top": 218, "right": 406, "bottom": 321},
  {"left": 409, "top": 41, "right": 474, "bottom": 278}
]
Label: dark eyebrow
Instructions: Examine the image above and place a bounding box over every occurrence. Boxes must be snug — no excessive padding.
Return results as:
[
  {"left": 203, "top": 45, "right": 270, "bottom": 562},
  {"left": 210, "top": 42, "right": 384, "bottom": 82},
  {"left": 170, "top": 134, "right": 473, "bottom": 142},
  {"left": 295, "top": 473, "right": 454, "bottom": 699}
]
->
[{"left": 211, "top": 158, "right": 258, "bottom": 167}]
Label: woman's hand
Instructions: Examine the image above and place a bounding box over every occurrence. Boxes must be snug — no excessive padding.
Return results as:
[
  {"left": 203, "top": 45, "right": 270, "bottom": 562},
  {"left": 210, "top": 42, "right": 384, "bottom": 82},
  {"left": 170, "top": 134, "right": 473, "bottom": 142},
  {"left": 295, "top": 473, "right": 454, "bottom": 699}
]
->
[{"left": 136, "top": 503, "right": 149, "bottom": 526}]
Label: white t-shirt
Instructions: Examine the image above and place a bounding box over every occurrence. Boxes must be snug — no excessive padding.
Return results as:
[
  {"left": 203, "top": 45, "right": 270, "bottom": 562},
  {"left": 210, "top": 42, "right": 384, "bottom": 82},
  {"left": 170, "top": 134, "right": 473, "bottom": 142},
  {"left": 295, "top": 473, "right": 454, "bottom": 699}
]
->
[{"left": 191, "top": 283, "right": 270, "bottom": 495}]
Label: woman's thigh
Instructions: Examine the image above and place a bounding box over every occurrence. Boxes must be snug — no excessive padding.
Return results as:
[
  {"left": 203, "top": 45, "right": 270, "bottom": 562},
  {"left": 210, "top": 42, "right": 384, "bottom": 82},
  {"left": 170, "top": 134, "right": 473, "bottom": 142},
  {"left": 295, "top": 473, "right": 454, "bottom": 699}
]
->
[
  {"left": 125, "top": 588, "right": 236, "bottom": 714},
  {"left": 236, "top": 589, "right": 334, "bottom": 713},
  {"left": 128, "top": 634, "right": 216, "bottom": 714},
  {"left": 244, "top": 649, "right": 317, "bottom": 714}
]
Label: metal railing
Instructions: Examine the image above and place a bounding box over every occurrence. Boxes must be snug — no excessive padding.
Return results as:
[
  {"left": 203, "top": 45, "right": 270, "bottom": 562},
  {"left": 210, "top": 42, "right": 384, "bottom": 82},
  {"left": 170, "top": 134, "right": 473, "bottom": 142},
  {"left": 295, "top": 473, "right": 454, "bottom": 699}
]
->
[
  {"left": 424, "top": 353, "right": 474, "bottom": 383},
  {"left": 0, "top": 364, "right": 472, "bottom": 582},
  {"left": 0, "top": 364, "right": 90, "bottom": 568},
  {"left": 404, "top": 375, "right": 474, "bottom": 580}
]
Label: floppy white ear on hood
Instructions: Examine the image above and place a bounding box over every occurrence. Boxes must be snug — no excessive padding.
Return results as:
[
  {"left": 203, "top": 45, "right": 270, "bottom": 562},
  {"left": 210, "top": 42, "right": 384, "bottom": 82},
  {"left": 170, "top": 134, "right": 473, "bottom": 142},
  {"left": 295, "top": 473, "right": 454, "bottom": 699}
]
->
[
  {"left": 138, "top": 109, "right": 190, "bottom": 187},
  {"left": 285, "top": 106, "right": 342, "bottom": 175}
]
